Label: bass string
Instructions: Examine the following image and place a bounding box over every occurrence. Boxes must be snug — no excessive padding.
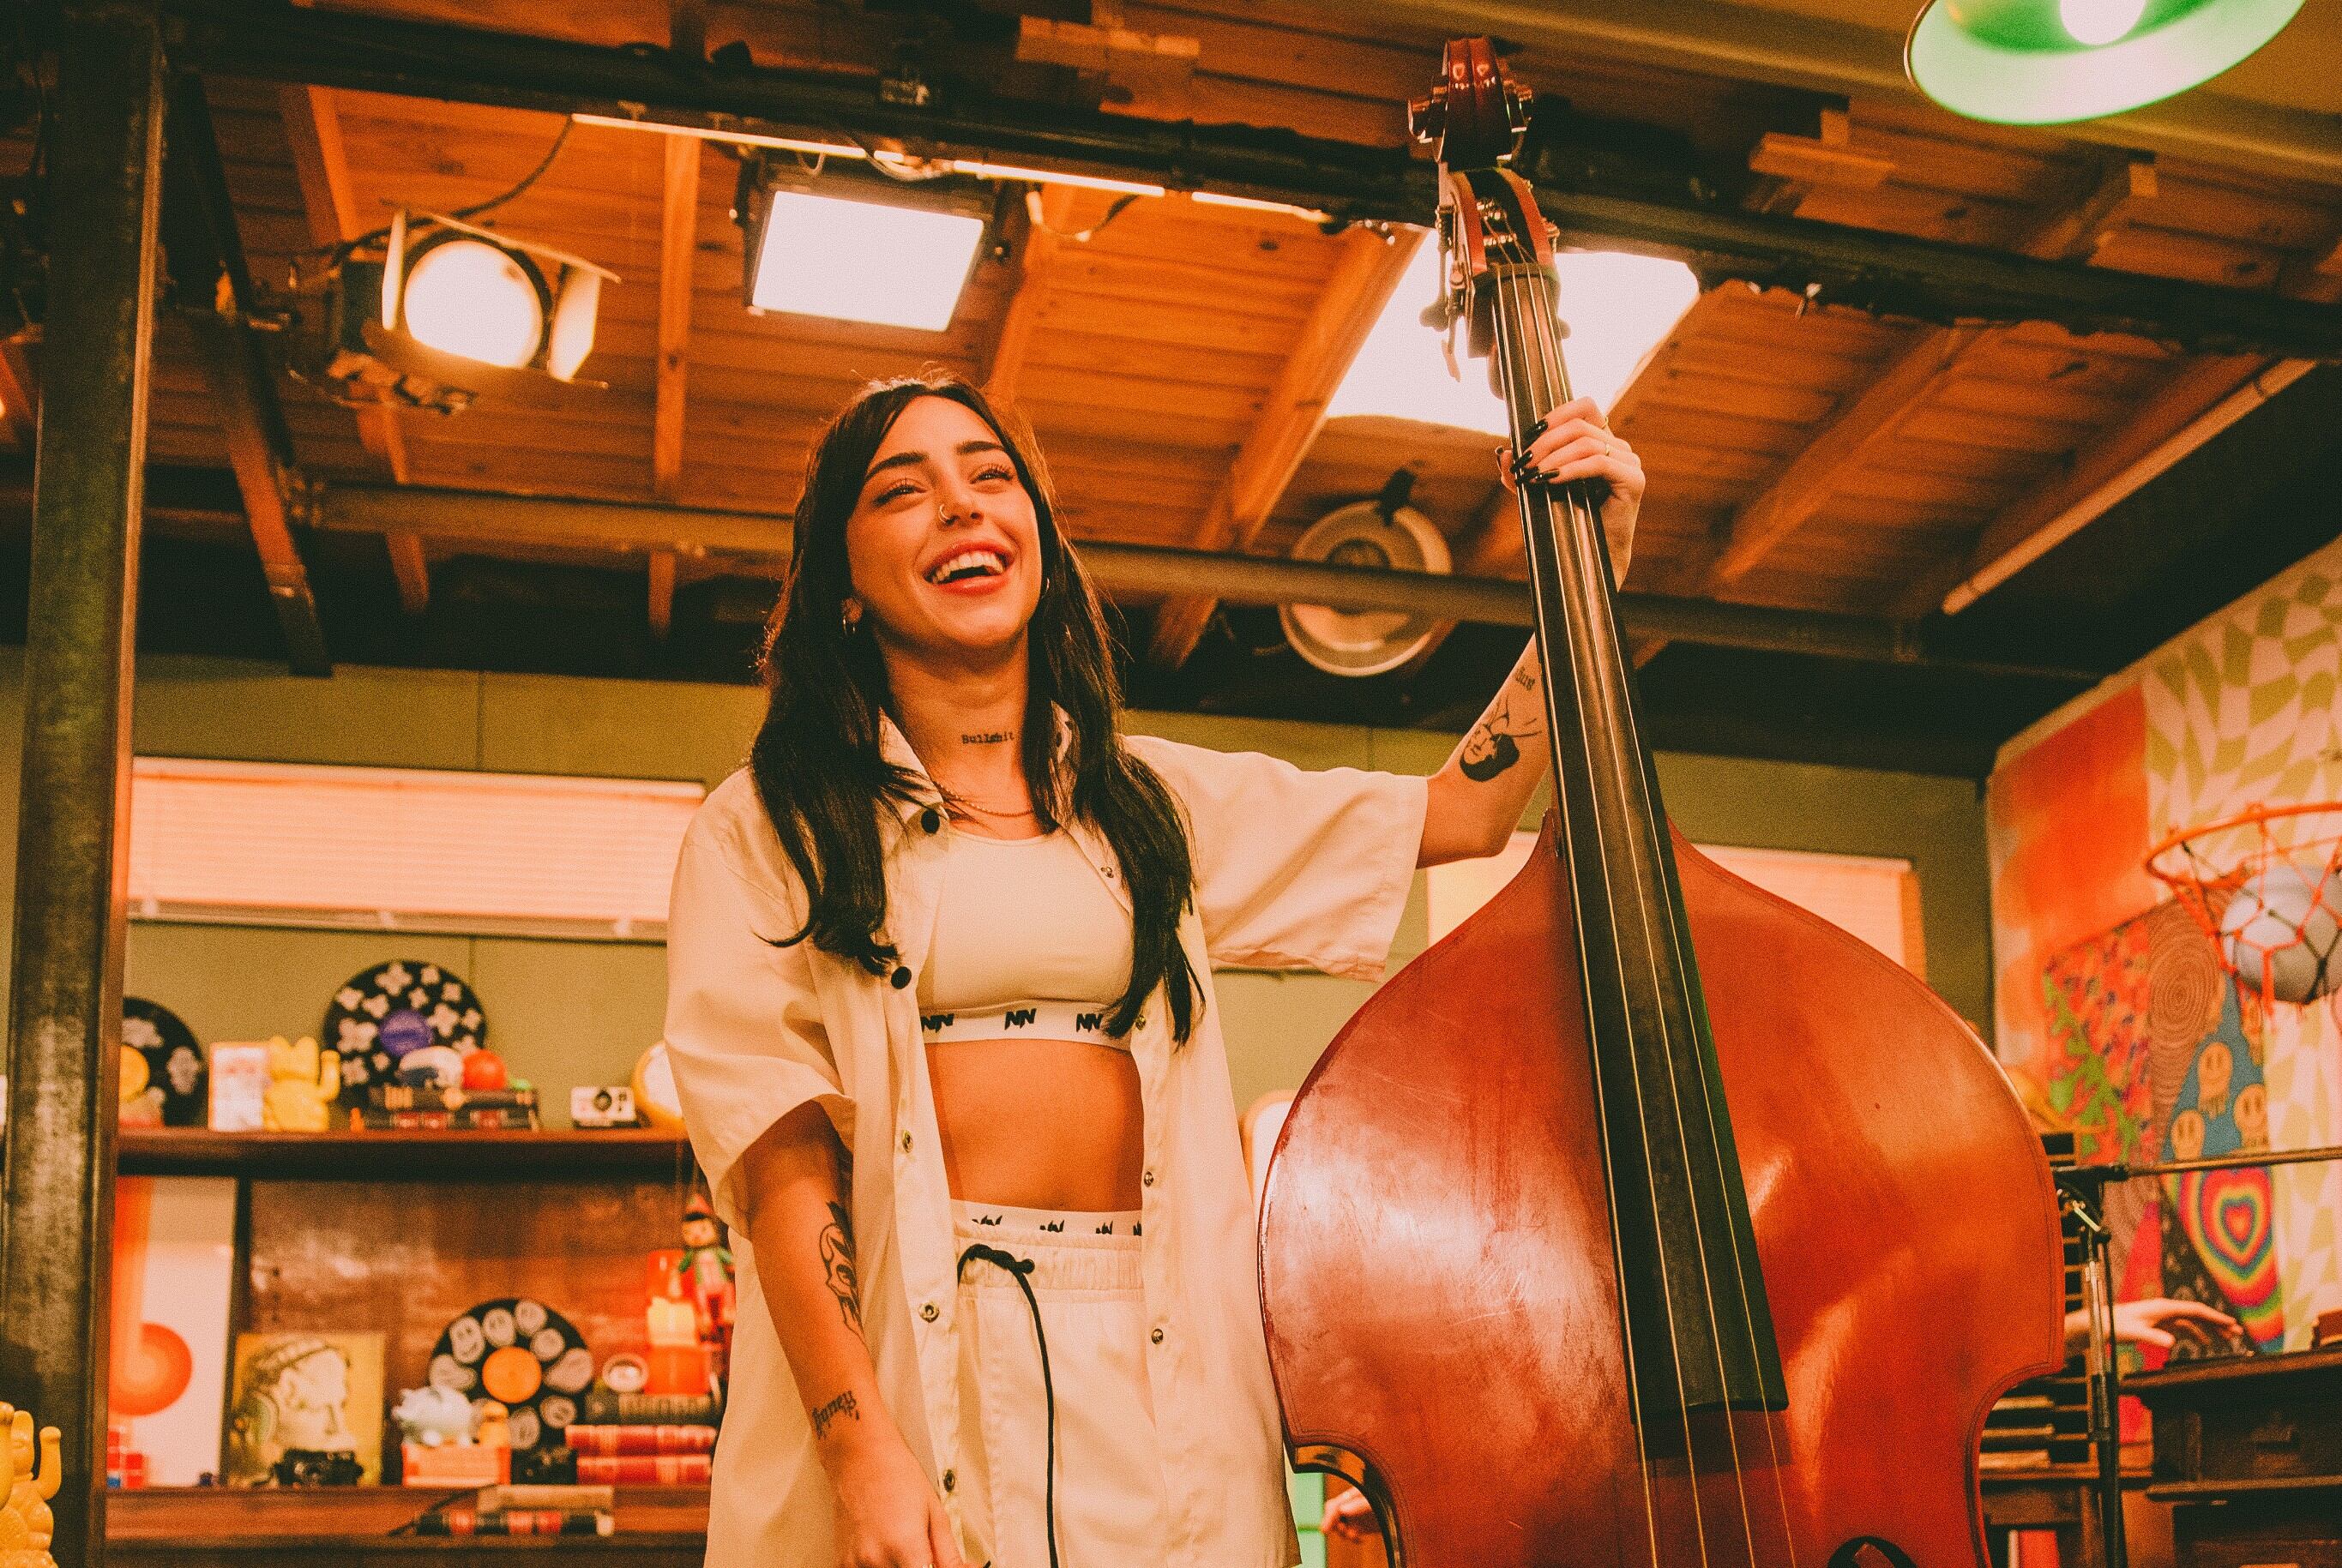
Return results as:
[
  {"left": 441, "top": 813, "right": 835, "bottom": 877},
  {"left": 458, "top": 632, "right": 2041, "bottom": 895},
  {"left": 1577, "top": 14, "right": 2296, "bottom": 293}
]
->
[
  {"left": 1503, "top": 237, "right": 1771, "bottom": 1562},
  {"left": 1512, "top": 257, "right": 1767, "bottom": 1565},
  {"left": 1497, "top": 250, "right": 1724, "bottom": 1562},
  {"left": 1487, "top": 243, "right": 1679, "bottom": 1568},
  {"left": 1512, "top": 242, "right": 1801, "bottom": 1568}
]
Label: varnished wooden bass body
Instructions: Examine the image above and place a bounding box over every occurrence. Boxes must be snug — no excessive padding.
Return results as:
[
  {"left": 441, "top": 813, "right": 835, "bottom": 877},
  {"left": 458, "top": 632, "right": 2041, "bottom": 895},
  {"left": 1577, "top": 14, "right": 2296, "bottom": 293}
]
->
[{"left": 1258, "top": 38, "right": 2063, "bottom": 1568}]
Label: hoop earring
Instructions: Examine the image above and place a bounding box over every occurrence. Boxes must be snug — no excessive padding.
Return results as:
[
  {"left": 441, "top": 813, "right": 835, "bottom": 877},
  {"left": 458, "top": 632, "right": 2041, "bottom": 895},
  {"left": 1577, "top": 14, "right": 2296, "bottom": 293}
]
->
[{"left": 841, "top": 604, "right": 862, "bottom": 634}]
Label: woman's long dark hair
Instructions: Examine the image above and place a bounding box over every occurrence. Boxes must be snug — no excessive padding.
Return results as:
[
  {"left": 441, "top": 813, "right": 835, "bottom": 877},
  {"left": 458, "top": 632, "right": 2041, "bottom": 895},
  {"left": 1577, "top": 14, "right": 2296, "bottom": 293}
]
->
[{"left": 750, "top": 371, "right": 1200, "bottom": 1042}]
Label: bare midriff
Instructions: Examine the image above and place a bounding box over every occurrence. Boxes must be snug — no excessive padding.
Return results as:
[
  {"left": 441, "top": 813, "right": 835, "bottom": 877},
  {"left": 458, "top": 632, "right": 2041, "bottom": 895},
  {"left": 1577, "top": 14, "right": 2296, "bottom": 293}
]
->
[{"left": 925, "top": 1036, "right": 1146, "bottom": 1212}]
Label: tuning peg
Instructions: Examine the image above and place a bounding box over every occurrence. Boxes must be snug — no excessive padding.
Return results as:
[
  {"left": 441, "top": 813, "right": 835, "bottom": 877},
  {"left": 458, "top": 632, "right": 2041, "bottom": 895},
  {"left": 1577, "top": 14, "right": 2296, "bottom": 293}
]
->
[{"left": 1406, "top": 88, "right": 1445, "bottom": 146}]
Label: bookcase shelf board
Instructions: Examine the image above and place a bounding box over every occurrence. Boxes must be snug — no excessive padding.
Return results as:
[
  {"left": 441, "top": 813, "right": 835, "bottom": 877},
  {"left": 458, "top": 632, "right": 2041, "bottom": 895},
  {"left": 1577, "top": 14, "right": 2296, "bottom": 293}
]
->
[{"left": 119, "top": 1128, "right": 695, "bottom": 1181}]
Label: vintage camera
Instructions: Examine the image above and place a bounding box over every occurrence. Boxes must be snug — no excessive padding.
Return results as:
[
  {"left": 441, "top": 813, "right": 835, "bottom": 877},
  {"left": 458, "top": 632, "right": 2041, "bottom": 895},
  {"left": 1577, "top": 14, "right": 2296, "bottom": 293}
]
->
[{"left": 569, "top": 1084, "right": 639, "bottom": 1128}]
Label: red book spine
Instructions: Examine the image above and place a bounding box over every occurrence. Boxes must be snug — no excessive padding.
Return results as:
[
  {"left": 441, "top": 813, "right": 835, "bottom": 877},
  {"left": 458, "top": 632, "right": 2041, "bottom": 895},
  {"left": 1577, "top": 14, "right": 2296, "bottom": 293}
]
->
[
  {"left": 575, "top": 1453, "right": 712, "bottom": 1485},
  {"left": 566, "top": 1424, "right": 717, "bottom": 1457}
]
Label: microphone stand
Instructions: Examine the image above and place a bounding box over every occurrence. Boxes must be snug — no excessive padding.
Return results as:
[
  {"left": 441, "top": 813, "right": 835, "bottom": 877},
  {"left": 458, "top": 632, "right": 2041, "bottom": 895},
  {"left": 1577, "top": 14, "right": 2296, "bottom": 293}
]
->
[{"left": 2050, "top": 1140, "right": 2342, "bottom": 1568}]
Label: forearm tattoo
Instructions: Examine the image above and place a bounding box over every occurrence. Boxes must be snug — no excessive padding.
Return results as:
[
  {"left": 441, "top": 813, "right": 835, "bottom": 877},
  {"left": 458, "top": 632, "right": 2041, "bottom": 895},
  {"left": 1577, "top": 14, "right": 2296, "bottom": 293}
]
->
[
  {"left": 1460, "top": 663, "right": 1544, "bottom": 783},
  {"left": 810, "top": 1390, "right": 858, "bottom": 1440},
  {"left": 820, "top": 1200, "right": 864, "bottom": 1334}
]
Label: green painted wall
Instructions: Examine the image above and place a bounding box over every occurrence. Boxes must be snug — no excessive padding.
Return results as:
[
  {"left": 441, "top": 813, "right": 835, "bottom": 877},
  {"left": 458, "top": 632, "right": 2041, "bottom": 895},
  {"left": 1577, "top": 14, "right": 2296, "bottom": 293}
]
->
[{"left": 0, "top": 652, "right": 1991, "bottom": 1122}]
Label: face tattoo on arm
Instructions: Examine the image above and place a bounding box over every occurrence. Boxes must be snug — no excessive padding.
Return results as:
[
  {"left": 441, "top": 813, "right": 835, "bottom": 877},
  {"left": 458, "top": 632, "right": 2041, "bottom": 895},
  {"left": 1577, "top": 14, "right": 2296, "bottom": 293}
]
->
[
  {"left": 1459, "top": 664, "right": 1545, "bottom": 783},
  {"left": 820, "top": 1200, "right": 864, "bottom": 1333}
]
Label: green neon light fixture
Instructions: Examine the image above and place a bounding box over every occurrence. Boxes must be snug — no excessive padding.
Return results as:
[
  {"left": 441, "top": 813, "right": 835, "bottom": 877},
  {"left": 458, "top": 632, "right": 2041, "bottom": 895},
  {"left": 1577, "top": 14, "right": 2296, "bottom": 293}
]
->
[{"left": 1906, "top": 0, "right": 2303, "bottom": 123}]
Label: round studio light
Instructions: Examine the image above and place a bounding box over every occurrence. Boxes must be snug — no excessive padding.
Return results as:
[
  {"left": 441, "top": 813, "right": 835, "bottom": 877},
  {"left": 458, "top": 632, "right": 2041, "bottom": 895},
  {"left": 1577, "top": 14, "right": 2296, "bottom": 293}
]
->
[
  {"left": 400, "top": 237, "right": 548, "bottom": 369},
  {"left": 1906, "top": 0, "right": 2303, "bottom": 124}
]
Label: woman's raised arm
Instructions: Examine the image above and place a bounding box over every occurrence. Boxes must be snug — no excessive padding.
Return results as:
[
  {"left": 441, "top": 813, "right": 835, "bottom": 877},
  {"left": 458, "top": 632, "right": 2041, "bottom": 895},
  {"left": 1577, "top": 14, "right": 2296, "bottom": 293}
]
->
[{"left": 1420, "top": 397, "right": 1642, "bottom": 867}]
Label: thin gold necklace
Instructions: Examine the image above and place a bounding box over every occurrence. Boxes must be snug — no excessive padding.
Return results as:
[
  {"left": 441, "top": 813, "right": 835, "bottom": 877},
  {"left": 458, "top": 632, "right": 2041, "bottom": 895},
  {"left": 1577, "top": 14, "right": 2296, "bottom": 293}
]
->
[{"left": 948, "top": 796, "right": 1037, "bottom": 820}]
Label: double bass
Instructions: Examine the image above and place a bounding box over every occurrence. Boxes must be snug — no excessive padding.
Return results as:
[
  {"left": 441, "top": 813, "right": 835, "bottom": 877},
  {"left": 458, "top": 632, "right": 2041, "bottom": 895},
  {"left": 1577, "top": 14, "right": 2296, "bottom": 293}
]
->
[{"left": 1259, "top": 40, "right": 2064, "bottom": 1568}]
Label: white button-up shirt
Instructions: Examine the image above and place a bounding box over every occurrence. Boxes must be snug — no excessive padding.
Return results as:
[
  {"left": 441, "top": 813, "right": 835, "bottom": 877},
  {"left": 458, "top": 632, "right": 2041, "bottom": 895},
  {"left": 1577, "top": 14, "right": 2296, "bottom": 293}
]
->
[{"left": 664, "top": 719, "right": 1428, "bottom": 1568}]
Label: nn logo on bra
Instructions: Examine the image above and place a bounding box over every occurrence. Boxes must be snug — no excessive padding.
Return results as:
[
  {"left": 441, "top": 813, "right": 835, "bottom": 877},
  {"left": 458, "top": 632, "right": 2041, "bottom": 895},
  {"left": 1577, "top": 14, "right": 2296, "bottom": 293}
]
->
[
  {"left": 920, "top": 1013, "right": 954, "bottom": 1032},
  {"left": 1075, "top": 1012, "right": 1104, "bottom": 1033},
  {"left": 1003, "top": 1007, "right": 1038, "bottom": 1028}
]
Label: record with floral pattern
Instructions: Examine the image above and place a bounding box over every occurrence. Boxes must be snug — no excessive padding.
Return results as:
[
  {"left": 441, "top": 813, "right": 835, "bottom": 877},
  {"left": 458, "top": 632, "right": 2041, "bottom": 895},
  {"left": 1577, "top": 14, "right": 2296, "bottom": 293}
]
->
[
  {"left": 426, "top": 1297, "right": 593, "bottom": 1456},
  {"left": 121, "top": 996, "right": 207, "bottom": 1126},
  {"left": 323, "top": 960, "right": 488, "bottom": 1100}
]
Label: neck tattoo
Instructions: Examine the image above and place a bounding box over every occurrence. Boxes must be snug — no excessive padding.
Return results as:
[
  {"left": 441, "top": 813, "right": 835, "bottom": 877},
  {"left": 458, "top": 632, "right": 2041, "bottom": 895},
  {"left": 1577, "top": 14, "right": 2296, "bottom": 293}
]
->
[{"left": 961, "top": 730, "right": 1016, "bottom": 745}]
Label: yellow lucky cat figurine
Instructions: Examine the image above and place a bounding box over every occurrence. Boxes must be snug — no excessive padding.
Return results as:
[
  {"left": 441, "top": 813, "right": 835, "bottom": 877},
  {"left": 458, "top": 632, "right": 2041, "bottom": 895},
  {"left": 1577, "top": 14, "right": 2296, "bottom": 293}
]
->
[
  {"left": 262, "top": 1036, "right": 341, "bottom": 1133},
  {"left": 0, "top": 1403, "right": 61, "bottom": 1568}
]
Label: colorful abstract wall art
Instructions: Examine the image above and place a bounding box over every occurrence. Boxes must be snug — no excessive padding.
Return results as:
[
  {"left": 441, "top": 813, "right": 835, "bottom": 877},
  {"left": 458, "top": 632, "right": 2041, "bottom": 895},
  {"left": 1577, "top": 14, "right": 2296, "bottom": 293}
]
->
[{"left": 1990, "top": 536, "right": 2342, "bottom": 1351}]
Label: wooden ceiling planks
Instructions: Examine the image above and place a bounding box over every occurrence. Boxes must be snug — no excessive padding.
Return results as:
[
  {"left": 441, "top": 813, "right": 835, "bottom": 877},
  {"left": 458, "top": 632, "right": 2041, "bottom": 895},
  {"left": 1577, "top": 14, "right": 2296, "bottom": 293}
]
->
[{"left": 63, "top": 0, "right": 2342, "bottom": 664}]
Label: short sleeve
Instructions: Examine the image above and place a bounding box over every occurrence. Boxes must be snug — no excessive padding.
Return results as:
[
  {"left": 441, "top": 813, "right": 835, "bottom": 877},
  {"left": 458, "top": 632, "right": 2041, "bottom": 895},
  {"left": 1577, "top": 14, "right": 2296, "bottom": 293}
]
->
[
  {"left": 1129, "top": 736, "right": 1428, "bottom": 982},
  {"left": 663, "top": 823, "right": 852, "bottom": 1230}
]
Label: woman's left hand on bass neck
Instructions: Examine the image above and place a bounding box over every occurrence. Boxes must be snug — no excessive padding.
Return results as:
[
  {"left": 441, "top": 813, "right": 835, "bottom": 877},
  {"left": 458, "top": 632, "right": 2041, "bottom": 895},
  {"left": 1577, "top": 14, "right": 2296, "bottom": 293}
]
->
[{"left": 1418, "top": 397, "right": 1643, "bottom": 868}]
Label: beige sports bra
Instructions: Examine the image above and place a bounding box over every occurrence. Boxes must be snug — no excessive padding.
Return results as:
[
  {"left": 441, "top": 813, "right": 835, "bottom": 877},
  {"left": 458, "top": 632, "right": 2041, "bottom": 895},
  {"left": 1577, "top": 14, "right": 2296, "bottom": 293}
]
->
[{"left": 917, "top": 828, "right": 1135, "bottom": 1049}]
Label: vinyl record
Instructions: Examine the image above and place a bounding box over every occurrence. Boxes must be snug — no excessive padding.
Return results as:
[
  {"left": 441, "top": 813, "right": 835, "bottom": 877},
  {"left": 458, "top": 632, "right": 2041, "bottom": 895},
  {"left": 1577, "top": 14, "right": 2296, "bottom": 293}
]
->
[
  {"left": 426, "top": 1298, "right": 593, "bottom": 1454},
  {"left": 323, "top": 960, "right": 487, "bottom": 1100},
  {"left": 121, "top": 997, "right": 207, "bottom": 1126}
]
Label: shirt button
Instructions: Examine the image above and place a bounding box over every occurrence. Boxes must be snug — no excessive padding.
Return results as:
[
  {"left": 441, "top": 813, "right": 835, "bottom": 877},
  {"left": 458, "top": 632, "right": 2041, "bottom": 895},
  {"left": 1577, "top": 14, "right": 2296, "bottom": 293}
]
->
[
  {"left": 891, "top": 965, "right": 912, "bottom": 989},
  {"left": 1141, "top": 1168, "right": 1155, "bottom": 1187},
  {"left": 920, "top": 808, "right": 942, "bottom": 834},
  {"left": 920, "top": 1302, "right": 939, "bottom": 1322},
  {"left": 901, "top": 1131, "right": 914, "bottom": 1154},
  {"left": 942, "top": 1469, "right": 956, "bottom": 1493},
  {"left": 1150, "top": 1326, "right": 1165, "bottom": 1345}
]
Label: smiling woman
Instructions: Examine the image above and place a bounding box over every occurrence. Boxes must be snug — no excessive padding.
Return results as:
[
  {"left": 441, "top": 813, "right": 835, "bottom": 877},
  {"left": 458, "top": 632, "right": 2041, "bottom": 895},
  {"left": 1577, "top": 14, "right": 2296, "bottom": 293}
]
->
[{"left": 659, "top": 369, "right": 1644, "bottom": 1568}]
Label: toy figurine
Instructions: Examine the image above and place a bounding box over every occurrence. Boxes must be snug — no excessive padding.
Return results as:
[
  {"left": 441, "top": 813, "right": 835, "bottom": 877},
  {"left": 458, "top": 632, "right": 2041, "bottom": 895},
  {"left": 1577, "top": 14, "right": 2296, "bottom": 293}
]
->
[
  {"left": 675, "top": 1194, "right": 736, "bottom": 1353},
  {"left": 392, "top": 1386, "right": 473, "bottom": 1449},
  {"left": 118, "top": 1047, "right": 164, "bottom": 1129},
  {"left": 472, "top": 1402, "right": 511, "bottom": 1452},
  {"left": 0, "top": 1403, "right": 62, "bottom": 1568},
  {"left": 262, "top": 1036, "right": 341, "bottom": 1132}
]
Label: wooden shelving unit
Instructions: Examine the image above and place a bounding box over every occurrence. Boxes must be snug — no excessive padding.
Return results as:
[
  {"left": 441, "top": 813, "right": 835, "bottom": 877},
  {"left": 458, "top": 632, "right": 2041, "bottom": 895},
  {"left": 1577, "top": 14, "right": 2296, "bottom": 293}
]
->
[
  {"left": 107, "top": 1486, "right": 708, "bottom": 1565},
  {"left": 117, "top": 1132, "right": 712, "bottom": 1557},
  {"left": 119, "top": 1127, "right": 694, "bottom": 1181}
]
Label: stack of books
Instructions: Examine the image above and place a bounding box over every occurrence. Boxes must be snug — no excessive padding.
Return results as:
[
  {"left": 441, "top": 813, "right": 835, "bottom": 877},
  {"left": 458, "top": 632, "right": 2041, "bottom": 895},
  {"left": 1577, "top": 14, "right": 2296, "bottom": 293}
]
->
[
  {"left": 563, "top": 1389, "right": 720, "bottom": 1485},
  {"left": 349, "top": 1083, "right": 542, "bottom": 1131},
  {"left": 414, "top": 1483, "right": 615, "bottom": 1536}
]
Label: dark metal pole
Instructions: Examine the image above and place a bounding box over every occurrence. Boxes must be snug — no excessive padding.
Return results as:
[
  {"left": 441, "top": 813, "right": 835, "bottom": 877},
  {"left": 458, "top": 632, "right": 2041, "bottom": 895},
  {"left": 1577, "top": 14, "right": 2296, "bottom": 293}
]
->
[
  {"left": 2062, "top": 1190, "right": 2129, "bottom": 1568},
  {"left": 0, "top": 5, "right": 165, "bottom": 1565}
]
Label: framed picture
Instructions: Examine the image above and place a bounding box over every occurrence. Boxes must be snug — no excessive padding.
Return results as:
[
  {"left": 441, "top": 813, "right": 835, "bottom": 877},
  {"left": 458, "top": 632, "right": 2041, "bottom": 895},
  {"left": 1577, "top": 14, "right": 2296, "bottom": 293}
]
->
[
  {"left": 225, "top": 1331, "right": 384, "bottom": 1487},
  {"left": 110, "top": 1177, "right": 237, "bottom": 1486}
]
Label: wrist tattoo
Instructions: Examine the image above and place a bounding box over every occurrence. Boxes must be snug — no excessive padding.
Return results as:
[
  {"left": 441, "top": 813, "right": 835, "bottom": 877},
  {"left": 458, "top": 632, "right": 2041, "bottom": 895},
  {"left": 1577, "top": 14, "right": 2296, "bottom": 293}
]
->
[
  {"left": 810, "top": 1390, "right": 859, "bottom": 1440},
  {"left": 820, "top": 1200, "right": 864, "bottom": 1334},
  {"left": 960, "top": 730, "right": 1015, "bottom": 745}
]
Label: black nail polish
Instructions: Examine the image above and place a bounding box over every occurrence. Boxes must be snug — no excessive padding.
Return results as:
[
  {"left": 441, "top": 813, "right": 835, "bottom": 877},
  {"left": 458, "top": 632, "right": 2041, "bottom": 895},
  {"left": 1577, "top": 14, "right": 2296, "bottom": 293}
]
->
[{"left": 1526, "top": 418, "right": 1547, "bottom": 437}]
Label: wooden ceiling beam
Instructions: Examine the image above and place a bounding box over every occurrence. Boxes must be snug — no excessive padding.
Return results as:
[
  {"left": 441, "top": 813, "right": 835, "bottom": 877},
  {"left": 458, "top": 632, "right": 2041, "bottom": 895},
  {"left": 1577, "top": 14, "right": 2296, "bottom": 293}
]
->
[
  {"left": 653, "top": 134, "right": 698, "bottom": 498},
  {"left": 1705, "top": 155, "right": 2158, "bottom": 592},
  {"left": 280, "top": 81, "right": 427, "bottom": 619},
  {"left": 650, "top": 130, "right": 701, "bottom": 640},
  {"left": 0, "top": 340, "right": 33, "bottom": 451},
  {"left": 1919, "top": 205, "right": 2342, "bottom": 618},
  {"left": 384, "top": 532, "right": 431, "bottom": 616},
  {"left": 1931, "top": 354, "right": 2313, "bottom": 616},
  {"left": 175, "top": 5, "right": 2342, "bottom": 358},
  {"left": 1703, "top": 322, "right": 1987, "bottom": 588},
  {"left": 983, "top": 187, "right": 1077, "bottom": 406},
  {"left": 163, "top": 76, "right": 331, "bottom": 676},
  {"left": 1145, "top": 225, "right": 1422, "bottom": 669}
]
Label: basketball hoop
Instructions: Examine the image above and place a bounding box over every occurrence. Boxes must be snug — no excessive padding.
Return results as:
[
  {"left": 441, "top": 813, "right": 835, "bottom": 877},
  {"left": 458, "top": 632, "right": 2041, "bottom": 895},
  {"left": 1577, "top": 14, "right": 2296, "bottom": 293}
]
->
[{"left": 2146, "top": 802, "right": 2342, "bottom": 1006}]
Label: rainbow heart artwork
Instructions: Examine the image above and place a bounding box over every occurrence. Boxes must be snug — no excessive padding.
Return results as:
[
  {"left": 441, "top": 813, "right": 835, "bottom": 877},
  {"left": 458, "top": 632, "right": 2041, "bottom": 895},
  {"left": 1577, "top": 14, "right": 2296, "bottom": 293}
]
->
[{"left": 2177, "top": 1168, "right": 2284, "bottom": 1350}]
